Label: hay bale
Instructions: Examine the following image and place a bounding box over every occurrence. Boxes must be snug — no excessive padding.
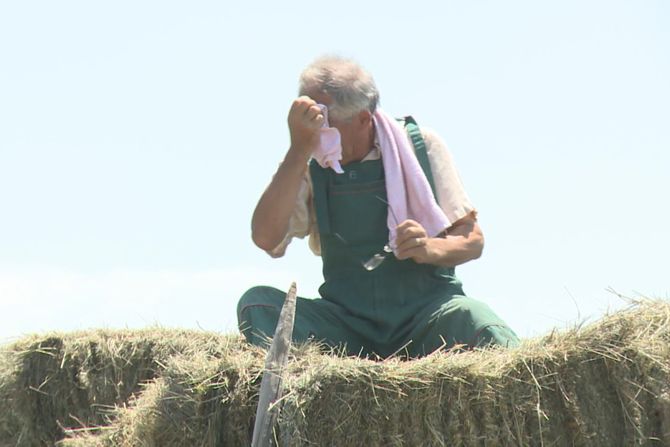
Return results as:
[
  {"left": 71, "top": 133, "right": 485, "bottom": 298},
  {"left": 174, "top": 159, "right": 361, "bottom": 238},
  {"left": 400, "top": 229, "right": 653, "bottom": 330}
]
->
[
  {"left": 0, "top": 348, "right": 22, "bottom": 445},
  {"left": 4, "top": 300, "right": 670, "bottom": 446},
  {"left": 79, "top": 351, "right": 262, "bottom": 447},
  {"left": 59, "top": 345, "right": 316, "bottom": 447},
  {"left": 0, "top": 328, "right": 243, "bottom": 446},
  {"left": 279, "top": 300, "right": 670, "bottom": 446}
]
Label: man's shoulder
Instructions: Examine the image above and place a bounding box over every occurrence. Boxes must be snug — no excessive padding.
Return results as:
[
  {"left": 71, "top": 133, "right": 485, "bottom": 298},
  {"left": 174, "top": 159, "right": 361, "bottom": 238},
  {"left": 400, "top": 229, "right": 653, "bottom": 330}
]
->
[
  {"left": 415, "top": 125, "right": 446, "bottom": 154},
  {"left": 397, "top": 116, "right": 444, "bottom": 146}
]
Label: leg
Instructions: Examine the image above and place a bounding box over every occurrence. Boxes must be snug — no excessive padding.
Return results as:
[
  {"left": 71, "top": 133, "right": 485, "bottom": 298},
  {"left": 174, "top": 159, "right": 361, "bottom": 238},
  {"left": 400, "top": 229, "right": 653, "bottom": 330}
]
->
[
  {"left": 403, "top": 295, "right": 520, "bottom": 357},
  {"left": 237, "top": 286, "right": 373, "bottom": 356}
]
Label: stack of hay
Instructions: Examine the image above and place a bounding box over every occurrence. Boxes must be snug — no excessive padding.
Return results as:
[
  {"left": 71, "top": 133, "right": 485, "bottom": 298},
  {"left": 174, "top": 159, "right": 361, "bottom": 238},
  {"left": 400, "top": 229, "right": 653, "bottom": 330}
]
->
[{"left": 1, "top": 300, "right": 670, "bottom": 446}]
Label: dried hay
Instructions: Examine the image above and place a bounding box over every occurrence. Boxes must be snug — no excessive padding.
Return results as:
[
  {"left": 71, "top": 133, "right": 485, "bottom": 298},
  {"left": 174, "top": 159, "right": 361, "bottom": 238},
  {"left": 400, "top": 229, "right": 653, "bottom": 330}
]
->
[
  {"left": 60, "top": 344, "right": 318, "bottom": 446},
  {"left": 0, "top": 328, "right": 245, "bottom": 446},
  {"left": 3, "top": 300, "right": 670, "bottom": 446},
  {"left": 279, "top": 301, "right": 670, "bottom": 446},
  {"left": 0, "top": 348, "right": 22, "bottom": 445}
]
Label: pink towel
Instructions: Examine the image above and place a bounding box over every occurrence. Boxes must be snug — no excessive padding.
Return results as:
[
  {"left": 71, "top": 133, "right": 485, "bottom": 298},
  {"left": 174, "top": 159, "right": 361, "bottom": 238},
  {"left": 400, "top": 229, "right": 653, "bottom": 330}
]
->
[
  {"left": 373, "top": 109, "right": 450, "bottom": 247},
  {"left": 313, "top": 104, "right": 344, "bottom": 174},
  {"left": 312, "top": 105, "right": 450, "bottom": 247}
]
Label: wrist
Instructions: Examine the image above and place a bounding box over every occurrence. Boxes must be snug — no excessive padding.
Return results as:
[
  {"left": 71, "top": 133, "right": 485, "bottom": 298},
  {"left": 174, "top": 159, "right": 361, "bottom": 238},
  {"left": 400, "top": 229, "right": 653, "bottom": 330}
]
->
[
  {"left": 283, "top": 147, "right": 311, "bottom": 172},
  {"left": 426, "top": 237, "right": 448, "bottom": 265},
  {"left": 290, "top": 138, "right": 317, "bottom": 154}
]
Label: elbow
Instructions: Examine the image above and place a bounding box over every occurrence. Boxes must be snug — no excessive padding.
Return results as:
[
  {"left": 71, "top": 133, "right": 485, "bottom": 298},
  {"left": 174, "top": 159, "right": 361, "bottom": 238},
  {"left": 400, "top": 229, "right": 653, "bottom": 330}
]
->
[
  {"left": 251, "top": 229, "right": 278, "bottom": 252},
  {"left": 251, "top": 214, "right": 277, "bottom": 252},
  {"left": 470, "top": 231, "right": 485, "bottom": 260},
  {"left": 251, "top": 220, "right": 287, "bottom": 253},
  {"left": 251, "top": 209, "right": 287, "bottom": 253},
  {"left": 472, "top": 239, "right": 484, "bottom": 260}
]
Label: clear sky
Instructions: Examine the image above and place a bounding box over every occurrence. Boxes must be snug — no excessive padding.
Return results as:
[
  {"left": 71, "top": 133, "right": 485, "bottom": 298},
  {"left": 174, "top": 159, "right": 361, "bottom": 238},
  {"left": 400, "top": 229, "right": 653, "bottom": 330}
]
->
[{"left": 0, "top": 1, "right": 668, "bottom": 343}]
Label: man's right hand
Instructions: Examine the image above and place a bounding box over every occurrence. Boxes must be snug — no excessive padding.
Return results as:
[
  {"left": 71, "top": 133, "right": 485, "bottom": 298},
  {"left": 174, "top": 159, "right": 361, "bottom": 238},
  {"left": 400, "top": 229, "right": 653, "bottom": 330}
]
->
[
  {"left": 251, "top": 97, "right": 323, "bottom": 252},
  {"left": 287, "top": 96, "right": 324, "bottom": 158}
]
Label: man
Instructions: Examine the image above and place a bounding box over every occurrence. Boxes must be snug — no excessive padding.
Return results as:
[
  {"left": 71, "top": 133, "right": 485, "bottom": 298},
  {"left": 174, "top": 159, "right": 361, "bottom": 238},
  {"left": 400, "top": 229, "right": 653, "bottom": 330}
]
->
[{"left": 238, "top": 56, "right": 519, "bottom": 358}]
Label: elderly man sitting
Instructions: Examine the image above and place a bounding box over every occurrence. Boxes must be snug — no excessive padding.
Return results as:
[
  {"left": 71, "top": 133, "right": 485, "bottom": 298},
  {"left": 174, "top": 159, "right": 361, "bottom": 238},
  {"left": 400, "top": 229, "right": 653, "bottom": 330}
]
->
[{"left": 237, "top": 56, "right": 519, "bottom": 358}]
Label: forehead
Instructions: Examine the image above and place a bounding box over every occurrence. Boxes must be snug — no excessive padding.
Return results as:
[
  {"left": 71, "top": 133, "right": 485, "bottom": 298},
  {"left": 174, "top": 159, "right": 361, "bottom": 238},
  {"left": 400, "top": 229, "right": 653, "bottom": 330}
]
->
[{"left": 303, "top": 89, "right": 333, "bottom": 107}]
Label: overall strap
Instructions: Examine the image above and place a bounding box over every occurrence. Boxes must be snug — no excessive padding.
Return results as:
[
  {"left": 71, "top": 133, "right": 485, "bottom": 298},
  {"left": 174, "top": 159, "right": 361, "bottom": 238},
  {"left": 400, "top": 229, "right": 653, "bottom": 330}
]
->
[
  {"left": 309, "top": 160, "right": 332, "bottom": 235},
  {"left": 402, "top": 116, "right": 437, "bottom": 199}
]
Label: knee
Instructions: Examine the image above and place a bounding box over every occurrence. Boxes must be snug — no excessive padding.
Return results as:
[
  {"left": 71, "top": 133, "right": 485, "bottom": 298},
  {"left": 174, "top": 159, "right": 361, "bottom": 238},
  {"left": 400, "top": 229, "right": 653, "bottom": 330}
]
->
[
  {"left": 237, "top": 285, "right": 286, "bottom": 322},
  {"left": 442, "top": 296, "right": 475, "bottom": 317},
  {"left": 237, "top": 286, "right": 285, "bottom": 344}
]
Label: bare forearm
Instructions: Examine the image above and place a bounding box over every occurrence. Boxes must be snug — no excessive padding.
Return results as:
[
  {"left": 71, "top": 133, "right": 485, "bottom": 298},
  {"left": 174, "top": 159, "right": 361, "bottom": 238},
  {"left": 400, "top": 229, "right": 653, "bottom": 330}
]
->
[
  {"left": 251, "top": 149, "right": 310, "bottom": 251},
  {"left": 252, "top": 96, "right": 324, "bottom": 251},
  {"left": 394, "top": 214, "right": 484, "bottom": 267},
  {"left": 426, "top": 231, "right": 484, "bottom": 267}
]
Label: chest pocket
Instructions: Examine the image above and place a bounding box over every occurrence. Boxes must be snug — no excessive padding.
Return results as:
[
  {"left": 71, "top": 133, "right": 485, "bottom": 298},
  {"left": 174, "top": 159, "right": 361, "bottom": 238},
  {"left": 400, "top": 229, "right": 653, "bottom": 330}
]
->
[
  {"left": 328, "top": 178, "right": 388, "bottom": 245},
  {"left": 328, "top": 158, "right": 388, "bottom": 245}
]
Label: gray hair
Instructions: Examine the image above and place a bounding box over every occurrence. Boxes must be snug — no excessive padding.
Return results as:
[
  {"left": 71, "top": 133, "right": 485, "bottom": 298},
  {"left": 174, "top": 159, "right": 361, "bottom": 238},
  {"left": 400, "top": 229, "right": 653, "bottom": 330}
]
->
[{"left": 298, "top": 56, "right": 380, "bottom": 121}]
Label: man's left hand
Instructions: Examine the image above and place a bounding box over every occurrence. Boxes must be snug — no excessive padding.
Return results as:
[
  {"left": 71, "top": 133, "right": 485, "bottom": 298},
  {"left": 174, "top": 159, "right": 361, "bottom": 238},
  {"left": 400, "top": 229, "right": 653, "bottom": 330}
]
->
[
  {"left": 393, "top": 212, "right": 484, "bottom": 267},
  {"left": 394, "top": 220, "right": 437, "bottom": 264}
]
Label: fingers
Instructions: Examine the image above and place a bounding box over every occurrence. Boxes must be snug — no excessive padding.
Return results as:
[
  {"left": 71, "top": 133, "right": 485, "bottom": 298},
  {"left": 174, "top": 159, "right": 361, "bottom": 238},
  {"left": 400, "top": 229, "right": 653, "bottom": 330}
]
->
[
  {"left": 305, "top": 105, "right": 324, "bottom": 124},
  {"left": 395, "top": 236, "right": 428, "bottom": 258},
  {"left": 394, "top": 220, "right": 427, "bottom": 251},
  {"left": 394, "top": 239, "right": 430, "bottom": 263},
  {"left": 290, "top": 96, "right": 324, "bottom": 127},
  {"left": 287, "top": 97, "right": 326, "bottom": 152},
  {"left": 290, "top": 96, "right": 316, "bottom": 113},
  {"left": 393, "top": 219, "right": 429, "bottom": 261}
]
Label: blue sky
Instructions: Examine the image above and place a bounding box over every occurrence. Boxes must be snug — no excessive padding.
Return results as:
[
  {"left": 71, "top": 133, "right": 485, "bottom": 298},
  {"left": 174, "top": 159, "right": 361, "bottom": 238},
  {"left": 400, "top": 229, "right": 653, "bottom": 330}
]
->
[{"left": 0, "top": 1, "right": 668, "bottom": 343}]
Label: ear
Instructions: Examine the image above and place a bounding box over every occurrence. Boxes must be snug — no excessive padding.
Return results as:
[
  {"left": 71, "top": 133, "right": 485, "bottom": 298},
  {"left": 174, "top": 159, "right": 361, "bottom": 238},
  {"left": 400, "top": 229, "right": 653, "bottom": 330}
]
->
[{"left": 356, "top": 110, "right": 372, "bottom": 127}]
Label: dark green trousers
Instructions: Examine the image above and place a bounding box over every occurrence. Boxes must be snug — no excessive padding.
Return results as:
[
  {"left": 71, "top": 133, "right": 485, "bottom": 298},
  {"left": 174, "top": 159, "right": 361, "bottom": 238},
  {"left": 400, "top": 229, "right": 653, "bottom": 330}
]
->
[{"left": 238, "top": 285, "right": 518, "bottom": 358}]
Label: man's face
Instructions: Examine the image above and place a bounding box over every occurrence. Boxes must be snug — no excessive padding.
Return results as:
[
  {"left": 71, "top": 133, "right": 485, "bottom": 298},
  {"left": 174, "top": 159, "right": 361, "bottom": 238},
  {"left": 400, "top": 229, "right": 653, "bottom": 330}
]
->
[{"left": 304, "top": 90, "right": 361, "bottom": 157}]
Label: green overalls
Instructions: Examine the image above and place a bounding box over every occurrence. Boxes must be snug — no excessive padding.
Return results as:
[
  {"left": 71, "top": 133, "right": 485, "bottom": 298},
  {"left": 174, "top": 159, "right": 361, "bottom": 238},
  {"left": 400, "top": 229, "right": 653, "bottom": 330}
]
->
[{"left": 238, "top": 119, "right": 519, "bottom": 358}]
